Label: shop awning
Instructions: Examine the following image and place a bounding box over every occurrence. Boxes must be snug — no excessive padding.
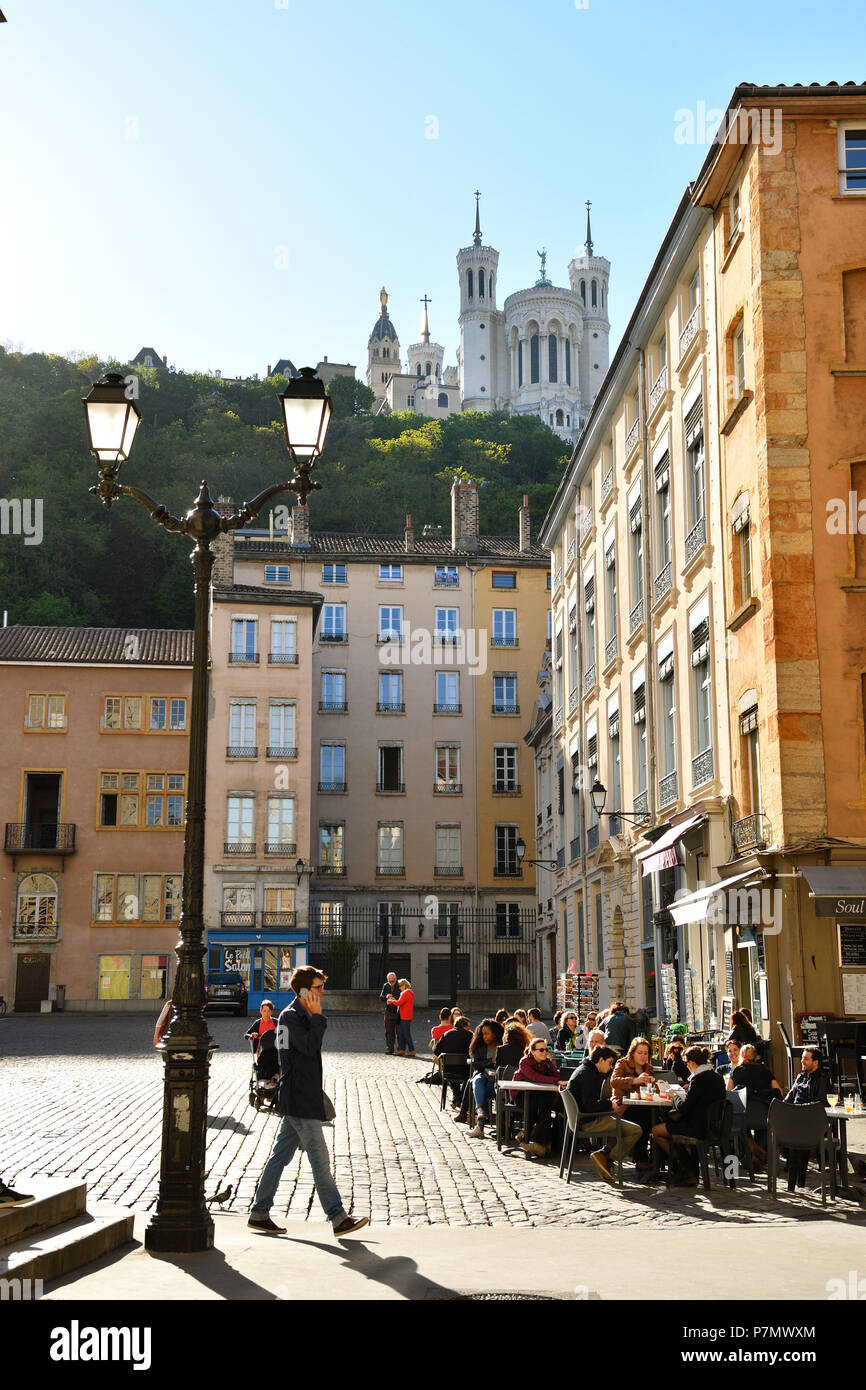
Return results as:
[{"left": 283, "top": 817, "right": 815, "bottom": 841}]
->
[
  {"left": 640, "top": 813, "right": 703, "bottom": 876},
  {"left": 667, "top": 870, "right": 762, "bottom": 926},
  {"left": 799, "top": 865, "right": 866, "bottom": 918}
]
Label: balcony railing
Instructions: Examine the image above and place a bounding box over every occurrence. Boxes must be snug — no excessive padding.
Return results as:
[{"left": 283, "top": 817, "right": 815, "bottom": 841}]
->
[
  {"left": 554, "top": 567, "right": 562, "bottom": 590},
  {"left": 226, "top": 745, "right": 257, "bottom": 759},
  {"left": 583, "top": 664, "right": 596, "bottom": 694},
  {"left": 224, "top": 841, "right": 255, "bottom": 855},
  {"left": 267, "top": 745, "right": 297, "bottom": 759},
  {"left": 625, "top": 417, "right": 640, "bottom": 457},
  {"left": 492, "top": 782, "right": 521, "bottom": 794},
  {"left": 262, "top": 910, "right": 298, "bottom": 927},
  {"left": 494, "top": 864, "right": 522, "bottom": 878},
  {"left": 679, "top": 303, "right": 701, "bottom": 359},
  {"left": 587, "top": 824, "right": 599, "bottom": 852},
  {"left": 581, "top": 508, "right": 594, "bottom": 539},
  {"left": 376, "top": 865, "right": 405, "bottom": 876},
  {"left": 265, "top": 841, "right": 298, "bottom": 856},
  {"left": 553, "top": 706, "right": 563, "bottom": 731},
  {"left": 658, "top": 770, "right": 678, "bottom": 807},
  {"left": 317, "top": 864, "right": 345, "bottom": 875},
  {"left": 376, "top": 702, "right": 405, "bottom": 712},
  {"left": 569, "top": 835, "right": 581, "bottom": 862},
  {"left": 654, "top": 562, "right": 673, "bottom": 601},
  {"left": 376, "top": 782, "right": 405, "bottom": 793},
  {"left": 733, "top": 812, "right": 773, "bottom": 853},
  {"left": 434, "top": 574, "right": 459, "bottom": 588},
  {"left": 229, "top": 651, "right": 259, "bottom": 664},
  {"left": 318, "top": 700, "right": 348, "bottom": 712},
  {"left": 605, "top": 633, "right": 618, "bottom": 667},
  {"left": 685, "top": 515, "right": 707, "bottom": 562},
  {"left": 318, "top": 781, "right": 346, "bottom": 792},
  {"left": 632, "top": 790, "right": 649, "bottom": 820},
  {"left": 221, "top": 911, "right": 256, "bottom": 927},
  {"left": 629, "top": 598, "right": 644, "bottom": 636},
  {"left": 691, "top": 746, "right": 714, "bottom": 787},
  {"left": 268, "top": 652, "right": 298, "bottom": 665},
  {"left": 434, "top": 781, "right": 463, "bottom": 794},
  {"left": 601, "top": 468, "right": 613, "bottom": 503},
  {"left": 12, "top": 919, "right": 59, "bottom": 939},
  {"left": 649, "top": 364, "right": 668, "bottom": 412},
  {"left": 566, "top": 539, "right": 576, "bottom": 564},
  {"left": 5, "top": 824, "right": 76, "bottom": 854},
  {"left": 568, "top": 687, "right": 579, "bottom": 714},
  {"left": 434, "top": 703, "right": 462, "bottom": 714},
  {"left": 493, "top": 703, "right": 520, "bottom": 715},
  {"left": 434, "top": 865, "right": 463, "bottom": 876},
  {"left": 319, "top": 632, "right": 347, "bottom": 643},
  {"left": 556, "top": 847, "right": 565, "bottom": 870},
  {"left": 491, "top": 635, "right": 518, "bottom": 648}
]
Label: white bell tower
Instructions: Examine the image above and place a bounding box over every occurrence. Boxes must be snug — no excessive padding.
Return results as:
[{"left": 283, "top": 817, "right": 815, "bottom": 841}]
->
[{"left": 457, "top": 192, "right": 500, "bottom": 411}]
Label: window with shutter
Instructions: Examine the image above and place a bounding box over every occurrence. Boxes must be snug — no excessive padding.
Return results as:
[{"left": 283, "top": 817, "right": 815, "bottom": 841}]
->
[
  {"left": 658, "top": 653, "right": 674, "bottom": 682},
  {"left": 630, "top": 499, "right": 642, "bottom": 533},
  {"left": 690, "top": 619, "right": 710, "bottom": 666},
  {"left": 633, "top": 683, "right": 646, "bottom": 723},
  {"left": 584, "top": 575, "right": 595, "bottom": 612},
  {"left": 739, "top": 705, "right": 758, "bottom": 736},
  {"left": 685, "top": 398, "right": 703, "bottom": 446},
  {"left": 654, "top": 450, "right": 670, "bottom": 492},
  {"left": 587, "top": 734, "right": 598, "bottom": 767}
]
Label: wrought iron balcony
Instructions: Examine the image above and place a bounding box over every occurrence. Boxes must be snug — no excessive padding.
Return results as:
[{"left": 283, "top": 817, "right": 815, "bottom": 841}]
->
[
  {"left": 632, "top": 790, "right": 649, "bottom": 820},
  {"left": 228, "top": 651, "right": 258, "bottom": 664},
  {"left": 581, "top": 508, "right": 594, "bottom": 539},
  {"left": 221, "top": 911, "right": 257, "bottom": 927},
  {"left": 226, "top": 745, "right": 257, "bottom": 759},
  {"left": 658, "top": 770, "right": 679, "bottom": 807},
  {"left": 434, "top": 781, "right": 463, "bottom": 794},
  {"left": 224, "top": 841, "right": 256, "bottom": 855},
  {"left": 654, "top": 561, "right": 673, "bottom": 601},
  {"left": 629, "top": 598, "right": 644, "bottom": 636},
  {"left": 691, "top": 746, "right": 714, "bottom": 787},
  {"left": 685, "top": 515, "right": 707, "bottom": 563},
  {"left": 434, "top": 865, "right": 463, "bottom": 876},
  {"left": 491, "top": 635, "right": 519, "bottom": 647},
  {"left": 376, "top": 782, "right": 405, "bottom": 793},
  {"left": 265, "top": 841, "right": 298, "bottom": 856},
  {"left": 679, "top": 303, "right": 701, "bottom": 358},
  {"left": 569, "top": 835, "right": 581, "bottom": 862},
  {"left": 318, "top": 781, "right": 347, "bottom": 792},
  {"left": 376, "top": 702, "right": 405, "bottom": 712},
  {"left": 583, "top": 664, "right": 596, "bottom": 694},
  {"left": 733, "top": 812, "right": 772, "bottom": 852},
  {"left": 566, "top": 539, "right": 576, "bottom": 564},
  {"left": 5, "top": 824, "right": 76, "bottom": 854},
  {"left": 319, "top": 632, "right": 347, "bottom": 643},
  {"left": 492, "top": 703, "right": 520, "bottom": 715},
  {"left": 434, "top": 703, "right": 462, "bottom": 714},
  {"left": 318, "top": 700, "right": 348, "bottom": 712},
  {"left": 587, "top": 824, "right": 599, "bottom": 852},
  {"left": 605, "top": 633, "right": 618, "bottom": 667},
  {"left": 268, "top": 652, "right": 298, "bottom": 665},
  {"left": 601, "top": 468, "right": 614, "bottom": 503},
  {"left": 625, "top": 417, "right": 640, "bottom": 457},
  {"left": 649, "top": 364, "right": 668, "bottom": 412},
  {"left": 262, "top": 910, "right": 298, "bottom": 927},
  {"left": 317, "top": 863, "right": 345, "bottom": 875},
  {"left": 492, "top": 782, "right": 521, "bottom": 794},
  {"left": 434, "top": 574, "right": 459, "bottom": 588},
  {"left": 376, "top": 865, "right": 405, "bottom": 876},
  {"left": 12, "top": 919, "right": 59, "bottom": 939},
  {"left": 493, "top": 864, "right": 522, "bottom": 878},
  {"left": 568, "top": 687, "right": 579, "bottom": 714},
  {"left": 556, "top": 847, "right": 565, "bottom": 870},
  {"left": 267, "top": 746, "right": 297, "bottom": 759},
  {"left": 554, "top": 567, "right": 562, "bottom": 590}
]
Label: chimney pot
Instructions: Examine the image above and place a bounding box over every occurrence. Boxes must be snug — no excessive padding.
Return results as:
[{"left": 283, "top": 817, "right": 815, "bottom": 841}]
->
[{"left": 451, "top": 479, "right": 479, "bottom": 553}]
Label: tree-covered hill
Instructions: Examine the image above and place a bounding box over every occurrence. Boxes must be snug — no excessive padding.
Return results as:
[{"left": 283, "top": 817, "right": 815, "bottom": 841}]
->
[{"left": 0, "top": 348, "right": 567, "bottom": 628}]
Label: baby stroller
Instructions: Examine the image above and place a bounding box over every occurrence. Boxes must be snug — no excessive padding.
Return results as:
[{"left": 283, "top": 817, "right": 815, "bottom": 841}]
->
[{"left": 247, "top": 1036, "right": 280, "bottom": 1113}]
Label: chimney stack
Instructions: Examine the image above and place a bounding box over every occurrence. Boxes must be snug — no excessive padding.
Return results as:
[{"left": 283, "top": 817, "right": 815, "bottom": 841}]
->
[
  {"left": 404, "top": 513, "right": 414, "bottom": 552},
  {"left": 267, "top": 364, "right": 272, "bottom": 377},
  {"left": 162, "top": 354, "right": 167, "bottom": 366},
  {"left": 213, "top": 496, "right": 235, "bottom": 586},
  {"left": 451, "top": 479, "right": 479, "bottom": 553},
  {"left": 519, "top": 494, "right": 531, "bottom": 552},
  {"left": 291, "top": 505, "right": 310, "bottom": 548}
]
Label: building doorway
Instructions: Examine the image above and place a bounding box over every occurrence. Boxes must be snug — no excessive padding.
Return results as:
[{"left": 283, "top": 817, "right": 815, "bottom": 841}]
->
[{"left": 15, "top": 952, "right": 50, "bottom": 1011}]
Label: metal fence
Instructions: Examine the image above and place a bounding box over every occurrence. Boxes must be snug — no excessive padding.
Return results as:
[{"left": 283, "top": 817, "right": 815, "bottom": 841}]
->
[{"left": 307, "top": 906, "right": 537, "bottom": 995}]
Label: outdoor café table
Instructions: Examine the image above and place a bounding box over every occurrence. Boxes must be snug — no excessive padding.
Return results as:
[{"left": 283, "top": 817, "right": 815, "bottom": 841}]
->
[
  {"left": 495, "top": 1079, "right": 564, "bottom": 1153},
  {"left": 623, "top": 1094, "right": 675, "bottom": 1173},
  {"left": 824, "top": 1107, "right": 866, "bottom": 1193}
]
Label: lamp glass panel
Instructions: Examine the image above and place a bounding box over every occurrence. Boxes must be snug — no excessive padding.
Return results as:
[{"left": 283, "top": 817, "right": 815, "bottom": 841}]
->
[{"left": 87, "top": 401, "right": 130, "bottom": 456}]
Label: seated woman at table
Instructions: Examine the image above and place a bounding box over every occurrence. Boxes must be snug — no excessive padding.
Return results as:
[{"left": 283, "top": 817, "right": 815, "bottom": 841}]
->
[
  {"left": 727, "top": 1009, "right": 759, "bottom": 1049},
  {"left": 466, "top": 1018, "right": 505, "bottom": 1138},
  {"left": 727, "top": 1042, "right": 782, "bottom": 1161},
  {"left": 715, "top": 1039, "right": 741, "bottom": 1077},
  {"left": 501, "top": 1017, "right": 532, "bottom": 1052},
  {"left": 650, "top": 1045, "right": 726, "bottom": 1187},
  {"left": 511, "top": 1039, "right": 564, "bottom": 1157},
  {"left": 556, "top": 1011, "right": 581, "bottom": 1052},
  {"left": 611, "top": 1037, "right": 657, "bottom": 1169},
  {"left": 496, "top": 1021, "right": 530, "bottom": 1072},
  {"left": 582, "top": 1011, "right": 600, "bottom": 1048},
  {"left": 663, "top": 1039, "right": 690, "bottom": 1086}
]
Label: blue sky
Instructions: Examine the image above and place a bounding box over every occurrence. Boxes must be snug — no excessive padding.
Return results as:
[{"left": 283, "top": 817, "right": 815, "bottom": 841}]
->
[{"left": 1, "top": 0, "right": 864, "bottom": 379}]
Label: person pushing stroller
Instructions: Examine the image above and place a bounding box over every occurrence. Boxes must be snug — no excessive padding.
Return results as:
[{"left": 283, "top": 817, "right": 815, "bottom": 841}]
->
[{"left": 246, "top": 1000, "right": 280, "bottom": 1085}]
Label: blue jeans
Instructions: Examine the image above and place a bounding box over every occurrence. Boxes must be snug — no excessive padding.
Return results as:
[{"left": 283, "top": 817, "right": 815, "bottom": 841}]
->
[
  {"left": 397, "top": 1019, "right": 414, "bottom": 1052},
  {"left": 473, "top": 1074, "right": 495, "bottom": 1117},
  {"left": 251, "top": 1113, "right": 346, "bottom": 1226}
]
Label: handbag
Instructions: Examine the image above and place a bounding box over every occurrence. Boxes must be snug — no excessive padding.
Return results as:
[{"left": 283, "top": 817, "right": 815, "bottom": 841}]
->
[{"left": 322, "top": 1091, "right": 336, "bottom": 1121}]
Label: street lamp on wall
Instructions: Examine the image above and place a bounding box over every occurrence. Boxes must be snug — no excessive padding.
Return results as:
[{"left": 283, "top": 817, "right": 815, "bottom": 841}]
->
[
  {"left": 84, "top": 366, "right": 331, "bottom": 1254},
  {"left": 515, "top": 836, "right": 558, "bottom": 870}
]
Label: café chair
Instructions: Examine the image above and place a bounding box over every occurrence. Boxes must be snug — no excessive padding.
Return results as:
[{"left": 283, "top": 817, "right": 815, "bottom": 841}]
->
[
  {"left": 726, "top": 1087, "right": 756, "bottom": 1184},
  {"left": 559, "top": 1089, "right": 626, "bottom": 1188},
  {"left": 775, "top": 1019, "right": 805, "bottom": 1091},
  {"left": 766, "top": 1098, "right": 837, "bottom": 1205},
  {"left": 494, "top": 1065, "right": 523, "bottom": 1150},
  {"left": 438, "top": 1053, "right": 470, "bottom": 1113},
  {"left": 670, "top": 1097, "right": 732, "bottom": 1193}
]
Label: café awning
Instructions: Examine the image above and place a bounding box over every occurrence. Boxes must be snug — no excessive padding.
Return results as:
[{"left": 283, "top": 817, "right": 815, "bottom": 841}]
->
[
  {"left": 799, "top": 865, "right": 866, "bottom": 918},
  {"left": 639, "top": 812, "right": 703, "bottom": 877},
  {"left": 667, "top": 870, "right": 761, "bottom": 926}
]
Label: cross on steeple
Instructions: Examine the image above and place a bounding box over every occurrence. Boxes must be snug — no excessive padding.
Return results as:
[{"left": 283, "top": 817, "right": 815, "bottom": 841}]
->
[
  {"left": 584, "top": 200, "right": 594, "bottom": 257},
  {"left": 420, "top": 294, "right": 431, "bottom": 344},
  {"left": 473, "top": 190, "right": 481, "bottom": 246}
]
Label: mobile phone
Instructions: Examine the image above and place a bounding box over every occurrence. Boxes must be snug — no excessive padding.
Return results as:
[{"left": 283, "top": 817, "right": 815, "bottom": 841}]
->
[{"left": 299, "top": 988, "right": 311, "bottom": 1001}]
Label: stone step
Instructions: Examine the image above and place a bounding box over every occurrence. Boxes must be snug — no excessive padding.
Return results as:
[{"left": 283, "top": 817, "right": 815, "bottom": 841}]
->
[
  {"left": 0, "top": 1181, "right": 87, "bottom": 1247},
  {"left": 0, "top": 1205, "right": 134, "bottom": 1286}
]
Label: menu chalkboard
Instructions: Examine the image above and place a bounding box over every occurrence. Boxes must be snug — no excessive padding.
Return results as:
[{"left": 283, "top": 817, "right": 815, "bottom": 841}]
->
[
  {"left": 840, "top": 922, "right": 866, "bottom": 967},
  {"left": 795, "top": 1012, "right": 835, "bottom": 1047}
]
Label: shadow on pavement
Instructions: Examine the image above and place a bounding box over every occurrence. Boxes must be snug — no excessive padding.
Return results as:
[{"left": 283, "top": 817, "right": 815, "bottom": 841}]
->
[{"left": 290, "top": 1235, "right": 463, "bottom": 1301}]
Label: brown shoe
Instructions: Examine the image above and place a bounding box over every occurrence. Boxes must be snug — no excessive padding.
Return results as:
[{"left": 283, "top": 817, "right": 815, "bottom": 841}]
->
[{"left": 591, "top": 1151, "right": 615, "bottom": 1185}]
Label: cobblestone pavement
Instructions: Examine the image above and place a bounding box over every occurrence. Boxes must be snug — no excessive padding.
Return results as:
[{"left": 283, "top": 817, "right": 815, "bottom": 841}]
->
[{"left": 2, "top": 1012, "right": 864, "bottom": 1230}]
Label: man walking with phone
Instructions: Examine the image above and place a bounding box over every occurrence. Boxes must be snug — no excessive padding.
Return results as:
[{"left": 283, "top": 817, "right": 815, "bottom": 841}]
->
[{"left": 248, "top": 966, "right": 369, "bottom": 1237}]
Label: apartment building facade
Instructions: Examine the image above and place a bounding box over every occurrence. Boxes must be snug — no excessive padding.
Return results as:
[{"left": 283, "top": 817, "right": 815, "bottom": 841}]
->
[
  {"left": 540, "top": 82, "right": 866, "bottom": 1044},
  {"left": 216, "top": 481, "right": 550, "bottom": 1006},
  {"left": 0, "top": 627, "right": 192, "bottom": 1011}
]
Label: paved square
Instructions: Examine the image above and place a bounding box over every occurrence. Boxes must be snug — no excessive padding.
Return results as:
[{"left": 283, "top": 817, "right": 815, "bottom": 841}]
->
[{"left": 2, "top": 1012, "right": 864, "bottom": 1230}]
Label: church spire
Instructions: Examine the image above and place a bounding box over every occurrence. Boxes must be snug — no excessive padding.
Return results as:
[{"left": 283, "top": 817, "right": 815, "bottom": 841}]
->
[
  {"left": 473, "top": 189, "right": 481, "bottom": 247},
  {"left": 584, "top": 200, "right": 594, "bottom": 257},
  {"left": 420, "top": 294, "right": 431, "bottom": 344}
]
